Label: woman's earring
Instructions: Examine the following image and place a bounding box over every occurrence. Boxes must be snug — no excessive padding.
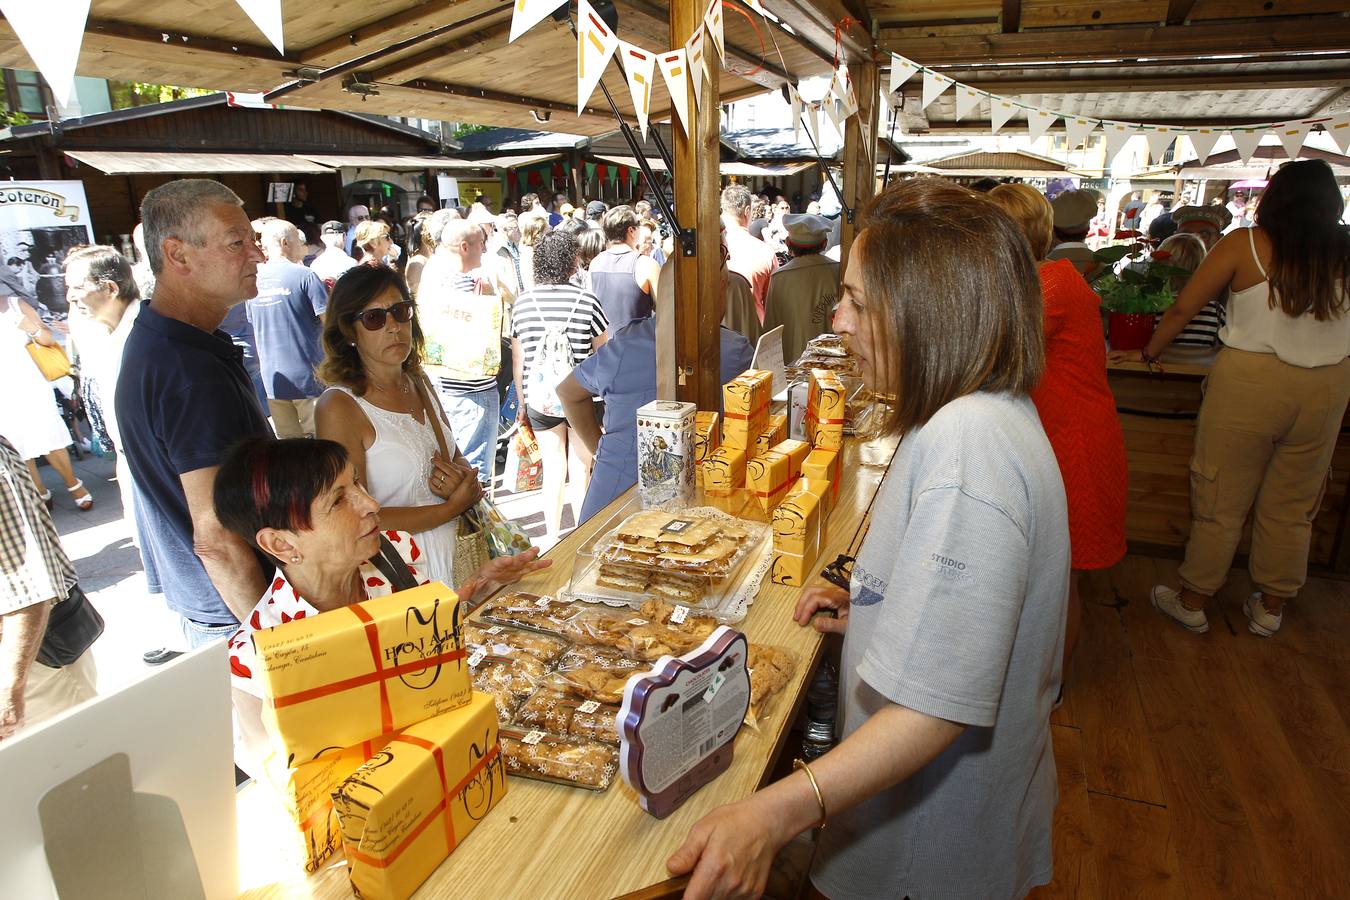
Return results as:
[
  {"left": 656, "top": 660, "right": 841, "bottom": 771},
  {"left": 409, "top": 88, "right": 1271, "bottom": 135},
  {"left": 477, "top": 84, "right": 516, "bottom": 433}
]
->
[{"left": 290, "top": 555, "right": 301, "bottom": 563}]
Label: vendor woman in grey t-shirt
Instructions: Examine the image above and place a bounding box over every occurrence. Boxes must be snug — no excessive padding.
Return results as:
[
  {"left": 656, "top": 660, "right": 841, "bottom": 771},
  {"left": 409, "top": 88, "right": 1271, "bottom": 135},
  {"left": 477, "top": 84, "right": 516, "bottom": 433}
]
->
[{"left": 669, "top": 180, "right": 1071, "bottom": 899}]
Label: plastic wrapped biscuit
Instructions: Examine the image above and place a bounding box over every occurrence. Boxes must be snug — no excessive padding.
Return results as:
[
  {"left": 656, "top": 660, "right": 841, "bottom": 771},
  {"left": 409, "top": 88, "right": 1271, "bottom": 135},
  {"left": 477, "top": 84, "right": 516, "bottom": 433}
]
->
[
  {"left": 541, "top": 647, "right": 647, "bottom": 705},
  {"left": 514, "top": 689, "right": 621, "bottom": 745},
  {"left": 477, "top": 592, "right": 583, "bottom": 636},
  {"left": 461, "top": 622, "right": 569, "bottom": 665},
  {"left": 499, "top": 728, "right": 619, "bottom": 791},
  {"left": 469, "top": 653, "right": 548, "bottom": 720},
  {"left": 746, "top": 644, "right": 798, "bottom": 730}
]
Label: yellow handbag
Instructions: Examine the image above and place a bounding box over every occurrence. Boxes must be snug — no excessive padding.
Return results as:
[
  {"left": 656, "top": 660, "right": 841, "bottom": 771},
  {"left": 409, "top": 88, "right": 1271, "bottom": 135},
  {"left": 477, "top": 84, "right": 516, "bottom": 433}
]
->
[{"left": 27, "top": 341, "right": 72, "bottom": 381}]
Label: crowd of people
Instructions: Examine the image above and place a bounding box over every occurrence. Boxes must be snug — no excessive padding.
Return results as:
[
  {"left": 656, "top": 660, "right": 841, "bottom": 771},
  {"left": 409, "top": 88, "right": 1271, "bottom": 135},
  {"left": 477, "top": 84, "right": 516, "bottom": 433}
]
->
[{"left": 1, "top": 160, "right": 1347, "bottom": 899}]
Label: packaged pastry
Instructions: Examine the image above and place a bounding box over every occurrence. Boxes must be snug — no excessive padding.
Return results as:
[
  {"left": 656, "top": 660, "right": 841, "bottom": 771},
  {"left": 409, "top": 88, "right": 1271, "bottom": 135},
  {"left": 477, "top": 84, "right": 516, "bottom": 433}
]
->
[
  {"left": 559, "top": 606, "right": 645, "bottom": 649},
  {"left": 771, "top": 439, "right": 811, "bottom": 480},
  {"left": 801, "top": 447, "right": 841, "bottom": 502},
  {"left": 770, "top": 548, "right": 816, "bottom": 587},
  {"left": 514, "top": 689, "right": 621, "bottom": 744},
  {"left": 461, "top": 622, "right": 569, "bottom": 665},
  {"left": 773, "top": 487, "right": 821, "bottom": 557},
  {"left": 754, "top": 414, "right": 787, "bottom": 456},
  {"left": 723, "top": 370, "right": 772, "bottom": 451},
  {"left": 499, "top": 727, "right": 619, "bottom": 791},
  {"left": 693, "top": 411, "right": 721, "bottom": 464},
  {"left": 703, "top": 445, "right": 746, "bottom": 496},
  {"left": 746, "top": 448, "right": 793, "bottom": 512},
  {"left": 469, "top": 652, "right": 549, "bottom": 720},
  {"left": 541, "top": 647, "right": 647, "bottom": 705},
  {"left": 618, "top": 599, "right": 721, "bottom": 661},
  {"left": 746, "top": 644, "right": 798, "bottom": 729},
  {"left": 589, "top": 510, "right": 758, "bottom": 606},
  {"left": 807, "top": 369, "right": 846, "bottom": 451},
  {"left": 636, "top": 400, "right": 697, "bottom": 509},
  {"left": 477, "top": 592, "right": 583, "bottom": 636}
]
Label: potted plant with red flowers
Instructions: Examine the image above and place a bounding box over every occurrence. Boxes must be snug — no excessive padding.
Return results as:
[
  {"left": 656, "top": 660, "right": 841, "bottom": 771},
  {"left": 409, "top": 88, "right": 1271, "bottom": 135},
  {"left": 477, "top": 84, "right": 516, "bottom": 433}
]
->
[{"left": 1091, "top": 245, "right": 1192, "bottom": 351}]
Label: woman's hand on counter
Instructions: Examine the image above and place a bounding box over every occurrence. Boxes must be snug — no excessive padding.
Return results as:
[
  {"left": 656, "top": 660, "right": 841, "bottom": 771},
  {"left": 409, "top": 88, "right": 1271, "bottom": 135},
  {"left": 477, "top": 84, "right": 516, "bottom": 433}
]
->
[
  {"left": 667, "top": 792, "right": 794, "bottom": 900},
  {"left": 793, "top": 586, "right": 850, "bottom": 634},
  {"left": 1106, "top": 349, "right": 1143, "bottom": 364},
  {"left": 456, "top": 547, "right": 552, "bottom": 606}
]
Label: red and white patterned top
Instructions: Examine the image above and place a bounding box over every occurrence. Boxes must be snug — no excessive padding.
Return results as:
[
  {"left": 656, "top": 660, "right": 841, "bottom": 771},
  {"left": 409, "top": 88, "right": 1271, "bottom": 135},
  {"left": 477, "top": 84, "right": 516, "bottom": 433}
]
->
[{"left": 228, "top": 530, "right": 426, "bottom": 697}]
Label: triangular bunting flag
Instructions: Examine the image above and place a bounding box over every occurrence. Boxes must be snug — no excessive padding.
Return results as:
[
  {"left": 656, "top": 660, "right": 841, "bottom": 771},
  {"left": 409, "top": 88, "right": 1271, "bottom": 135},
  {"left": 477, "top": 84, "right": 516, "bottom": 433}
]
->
[
  {"left": 831, "top": 66, "right": 859, "bottom": 119},
  {"left": 990, "top": 98, "right": 1018, "bottom": 133},
  {"left": 1186, "top": 127, "right": 1222, "bottom": 164},
  {"left": 1327, "top": 113, "right": 1350, "bottom": 156},
  {"left": 508, "top": 0, "right": 567, "bottom": 43},
  {"left": 1026, "top": 109, "right": 1058, "bottom": 142},
  {"left": 235, "top": 0, "right": 284, "bottom": 54},
  {"left": 888, "top": 55, "right": 919, "bottom": 96},
  {"left": 685, "top": 27, "right": 707, "bottom": 110},
  {"left": 619, "top": 41, "right": 656, "bottom": 140},
  {"left": 1276, "top": 121, "right": 1312, "bottom": 159},
  {"left": 1064, "top": 117, "right": 1097, "bottom": 151},
  {"left": 790, "top": 83, "right": 803, "bottom": 143},
  {"left": 576, "top": 0, "right": 619, "bottom": 114},
  {"left": 805, "top": 103, "right": 820, "bottom": 147},
  {"left": 703, "top": 0, "right": 725, "bottom": 64},
  {"left": 954, "top": 87, "right": 982, "bottom": 121},
  {"left": 1231, "top": 127, "right": 1265, "bottom": 163},
  {"left": 921, "top": 70, "right": 953, "bottom": 110},
  {"left": 1102, "top": 122, "right": 1136, "bottom": 163},
  {"left": 656, "top": 49, "right": 691, "bottom": 138},
  {"left": 0, "top": 0, "right": 92, "bottom": 105},
  {"left": 822, "top": 97, "right": 844, "bottom": 138},
  {"left": 1145, "top": 127, "right": 1176, "bottom": 165}
]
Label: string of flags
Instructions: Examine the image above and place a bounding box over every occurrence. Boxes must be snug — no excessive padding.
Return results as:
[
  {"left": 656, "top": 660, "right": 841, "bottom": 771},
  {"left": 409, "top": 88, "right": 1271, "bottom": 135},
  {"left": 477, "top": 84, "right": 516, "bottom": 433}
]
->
[{"left": 886, "top": 51, "right": 1350, "bottom": 164}]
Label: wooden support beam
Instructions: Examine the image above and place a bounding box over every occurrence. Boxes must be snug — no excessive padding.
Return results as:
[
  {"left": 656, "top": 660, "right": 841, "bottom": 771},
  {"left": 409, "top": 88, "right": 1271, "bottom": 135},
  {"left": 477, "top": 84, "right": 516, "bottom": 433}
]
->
[
  {"left": 397, "top": 77, "right": 613, "bottom": 119},
  {"left": 370, "top": 18, "right": 513, "bottom": 82},
  {"left": 299, "top": 1, "right": 503, "bottom": 67},
  {"left": 1165, "top": 0, "right": 1197, "bottom": 26},
  {"left": 83, "top": 18, "right": 293, "bottom": 62},
  {"left": 879, "top": 15, "right": 1350, "bottom": 65},
  {"left": 900, "top": 69, "right": 1350, "bottom": 96},
  {"left": 898, "top": 115, "right": 1317, "bottom": 135},
  {"left": 669, "top": 0, "right": 722, "bottom": 410},
  {"left": 623, "top": 0, "right": 794, "bottom": 89},
  {"left": 759, "top": 0, "right": 868, "bottom": 66},
  {"left": 839, "top": 58, "right": 879, "bottom": 274},
  {"left": 1001, "top": 0, "right": 1022, "bottom": 34},
  {"left": 1309, "top": 86, "right": 1350, "bottom": 117}
]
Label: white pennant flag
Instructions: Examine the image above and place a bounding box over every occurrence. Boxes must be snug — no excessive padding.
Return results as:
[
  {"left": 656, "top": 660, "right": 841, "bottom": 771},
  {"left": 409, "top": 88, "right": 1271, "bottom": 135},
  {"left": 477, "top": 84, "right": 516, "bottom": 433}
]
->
[
  {"left": 576, "top": 0, "right": 619, "bottom": 114},
  {"left": 990, "top": 98, "right": 1018, "bottom": 133},
  {"left": 508, "top": 0, "right": 567, "bottom": 43},
  {"left": 1064, "top": 117, "right": 1097, "bottom": 151},
  {"left": 790, "top": 83, "right": 803, "bottom": 143},
  {"left": 1145, "top": 127, "right": 1176, "bottom": 165},
  {"left": 1, "top": 0, "right": 91, "bottom": 105},
  {"left": 656, "top": 49, "right": 692, "bottom": 138},
  {"left": 1326, "top": 113, "right": 1350, "bottom": 156},
  {"left": 921, "top": 70, "right": 953, "bottom": 110},
  {"left": 1187, "top": 128, "right": 1222, "bottom": 164},
  {"left": 703, "top": 0, "right": 725, "bottom": 64},
  {"left": 1102, "top": 121, "right": 1136, "bottom": 163},
  {"left": 685, "top": 27, "right": 707, "bottom": 110},
  {"left": 822, "top": 98, "right": 844, "bottom": 138},
  {"left": 1026, "top": 109, "right": 1058, "bottom": 142},
  {"left": 1231, "top": 127, "right": 1265, "bottom": 163},
  {"left": 805, "top": 103, "right": 820, "bottom": 146},
  {"left": 954, "top": 87, "right": 982, "bottom": 121},
  {"left": 619, "top": 42, "right": 656, "bottom": 140},
  {"left": 889, "top": 56, "right": 919, "bottom": 96},
  {"left": 831, "top": 66, "right": 859, "bottom": 119},
  {"left": 235, "top": 0, "right": 284, "bottom": 54},
  {"left": 1276, "top": 121, "right": 1312, "bottom": 159}
]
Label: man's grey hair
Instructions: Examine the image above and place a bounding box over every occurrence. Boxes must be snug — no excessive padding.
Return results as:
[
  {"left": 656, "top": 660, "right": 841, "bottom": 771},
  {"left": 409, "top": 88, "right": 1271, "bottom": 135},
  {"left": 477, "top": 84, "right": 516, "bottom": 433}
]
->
[
  {"left": 427, "top": 208, "right": 458, "bottom": 247},
  {"left": 720, "top": 184, "right": 752, "bottom": 219},
  {"left": 260, "top": 218, "right": 298, "bottom": 249},
  {"left": 440, "top": 217, "right": 479, "bottom": 250},
  {"left": 140, "top": 179, "right": 244, "bottom": 275}
]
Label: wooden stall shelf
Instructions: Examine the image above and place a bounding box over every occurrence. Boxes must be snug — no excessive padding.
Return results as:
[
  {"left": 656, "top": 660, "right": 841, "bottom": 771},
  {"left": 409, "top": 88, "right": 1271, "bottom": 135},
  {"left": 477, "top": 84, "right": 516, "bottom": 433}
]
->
[{"left": 236, "top": 433, "right": 898, "bottom": 900}]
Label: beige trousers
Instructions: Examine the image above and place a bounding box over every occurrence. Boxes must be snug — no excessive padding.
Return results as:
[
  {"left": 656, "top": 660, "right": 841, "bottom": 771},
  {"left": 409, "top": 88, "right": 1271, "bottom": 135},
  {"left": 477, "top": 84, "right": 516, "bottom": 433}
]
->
[
  {"left": 21, "top": 651, "right": 98, "bottom": 734},
  {"left": 1180, "top": 348, "right": 1350, "bottom": 599},
  {"left": 267, "top": 398, "right": 316, "bottom": 439}
]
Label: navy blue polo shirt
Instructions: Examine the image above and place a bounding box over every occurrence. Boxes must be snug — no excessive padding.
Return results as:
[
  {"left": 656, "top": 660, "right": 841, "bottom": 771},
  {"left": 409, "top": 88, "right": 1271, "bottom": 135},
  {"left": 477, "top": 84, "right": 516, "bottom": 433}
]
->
[{"left": 115, "top": 303, "right": 274, "bottom": 625}]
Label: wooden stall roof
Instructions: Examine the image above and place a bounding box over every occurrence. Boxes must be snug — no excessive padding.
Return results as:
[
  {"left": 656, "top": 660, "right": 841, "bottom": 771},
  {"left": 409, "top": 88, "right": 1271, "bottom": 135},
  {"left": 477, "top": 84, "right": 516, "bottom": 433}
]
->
[{"left": 1127, "top": 140, "right": 1350, "bottom": 181}]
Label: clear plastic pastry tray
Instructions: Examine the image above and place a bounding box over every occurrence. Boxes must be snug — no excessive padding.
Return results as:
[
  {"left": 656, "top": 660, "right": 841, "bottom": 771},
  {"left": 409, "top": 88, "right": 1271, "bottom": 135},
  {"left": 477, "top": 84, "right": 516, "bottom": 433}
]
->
[{"left": 561, "top": 499, "right": 772, "bottom": 624}]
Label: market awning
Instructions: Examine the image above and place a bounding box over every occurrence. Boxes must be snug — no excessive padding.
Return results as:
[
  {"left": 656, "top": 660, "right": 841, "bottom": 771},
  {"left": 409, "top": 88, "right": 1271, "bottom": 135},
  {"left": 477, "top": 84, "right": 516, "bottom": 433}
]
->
[
  {"left": 63, "top": 150, "right": 330, "bottom": 175},
  {"left": 294, "top": 154, "right": 476, "bottom": 170},
  {"left": 474, "top": 153, "right": 564, "bottom": 169},
  {"left": 594, "top": 154, "right": 669, "bottom": 174}
]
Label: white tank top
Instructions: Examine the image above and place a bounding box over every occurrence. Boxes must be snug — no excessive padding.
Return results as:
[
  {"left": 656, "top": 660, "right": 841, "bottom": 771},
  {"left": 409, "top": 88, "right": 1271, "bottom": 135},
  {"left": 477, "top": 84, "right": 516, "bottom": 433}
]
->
[
  {"left": 1219, "top": 228, "right": 1350, "bottom": 368},
  {"left": 325, "top": 385, "right": 444, "bottom": 509}
]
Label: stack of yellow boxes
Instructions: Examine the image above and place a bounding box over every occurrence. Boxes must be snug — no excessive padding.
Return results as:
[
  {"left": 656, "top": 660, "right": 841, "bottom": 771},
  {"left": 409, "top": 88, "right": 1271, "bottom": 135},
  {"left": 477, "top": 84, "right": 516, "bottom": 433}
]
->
[
  {"left": 693, "top": 411, "right": 720, "bottom": 488},
  {"left": 772, "top": 480, "right": 826, "bottom": 586},
  {"left": 746, "top": 438, "right": 809, "bottom": 512},
  {"left": 806, "top": 368, "right": 846, "bottom": 451},
  {"left": 252, "top": 583, "right": 507, "bottom": 898},
  {"left": 708, "top": 370, "right": 772, "bottom": 496},
  {"left": 754, "top": 413, "right": 788, "bottom": 457}
]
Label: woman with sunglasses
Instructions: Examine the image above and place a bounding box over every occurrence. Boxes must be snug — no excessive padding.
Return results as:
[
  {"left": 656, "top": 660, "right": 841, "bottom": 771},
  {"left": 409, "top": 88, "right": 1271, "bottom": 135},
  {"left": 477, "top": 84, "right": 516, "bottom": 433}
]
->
[{"left": 315, "top": 265, "right": 483, "bottom": 586}]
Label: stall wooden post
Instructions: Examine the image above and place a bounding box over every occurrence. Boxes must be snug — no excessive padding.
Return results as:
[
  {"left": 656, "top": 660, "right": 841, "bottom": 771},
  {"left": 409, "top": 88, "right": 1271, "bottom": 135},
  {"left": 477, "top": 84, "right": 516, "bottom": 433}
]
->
[
  {"left": 665, "top": 0, "right": 723, "bottom": 409},
  {"left": 839, "top": 59, "right": 879, "bottom": 273}
]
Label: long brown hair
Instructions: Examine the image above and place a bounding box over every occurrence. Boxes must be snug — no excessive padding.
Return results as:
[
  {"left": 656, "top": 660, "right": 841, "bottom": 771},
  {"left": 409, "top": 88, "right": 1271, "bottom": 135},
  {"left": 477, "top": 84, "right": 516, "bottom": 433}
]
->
[
  {"left": 317, "top": 265, "right": 425, "bottom": 394},
  {"left": 1256, "top": 159, "right": 1350, "bottom": 321},
  {"left": 856, "top": 178, "right": 1044, "bottom": 435}
]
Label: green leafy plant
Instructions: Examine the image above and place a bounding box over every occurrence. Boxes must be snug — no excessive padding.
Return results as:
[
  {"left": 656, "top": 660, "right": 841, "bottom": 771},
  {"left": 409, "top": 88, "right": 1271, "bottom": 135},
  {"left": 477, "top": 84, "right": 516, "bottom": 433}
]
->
[{"left": 1092, "top": 245, "right": 1193, "bottom": 315}]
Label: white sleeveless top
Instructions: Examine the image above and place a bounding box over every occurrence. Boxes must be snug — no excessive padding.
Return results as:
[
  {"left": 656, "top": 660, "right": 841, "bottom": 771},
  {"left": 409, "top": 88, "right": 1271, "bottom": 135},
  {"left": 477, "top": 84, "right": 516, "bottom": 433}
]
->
[
  {"left": 1219, "top": 228, "right": 1350, "bottom": 369},
  {"left": 325, "top": 385, "right": 458, "bottom": 585}
]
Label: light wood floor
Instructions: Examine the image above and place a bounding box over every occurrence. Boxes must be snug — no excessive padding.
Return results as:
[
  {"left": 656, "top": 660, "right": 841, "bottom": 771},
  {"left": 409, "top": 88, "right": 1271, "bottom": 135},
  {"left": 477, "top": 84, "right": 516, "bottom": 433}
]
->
[{"left": 1029, "top": 555, "right": 1350, "bottom": 900}]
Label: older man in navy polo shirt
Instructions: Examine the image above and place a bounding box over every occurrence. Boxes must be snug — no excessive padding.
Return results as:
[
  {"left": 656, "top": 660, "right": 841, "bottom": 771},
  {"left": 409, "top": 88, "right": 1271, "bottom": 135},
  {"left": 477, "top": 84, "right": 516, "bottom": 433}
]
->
[{"left": 116, "top": 180, "right": 274, "bottom": 647}]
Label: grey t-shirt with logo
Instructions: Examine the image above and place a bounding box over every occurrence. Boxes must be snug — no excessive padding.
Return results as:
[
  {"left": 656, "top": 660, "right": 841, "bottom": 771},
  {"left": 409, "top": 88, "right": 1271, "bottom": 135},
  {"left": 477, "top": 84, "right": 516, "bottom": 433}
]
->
[{"left": 812, "top": 390, "right": 1069, "bottom": 900}]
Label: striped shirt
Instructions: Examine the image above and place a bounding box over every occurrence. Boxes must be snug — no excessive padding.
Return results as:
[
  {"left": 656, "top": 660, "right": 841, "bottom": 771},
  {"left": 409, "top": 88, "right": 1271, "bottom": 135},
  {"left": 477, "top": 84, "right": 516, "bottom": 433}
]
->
[
  {"left": 0, "top": 436, "right": 76, "bottom": 613},
  {"left": 1158, "top": 298, "right": 1226, "bottom": 348},
  {"left": 512, "top": 283, "right": 609, "bottom": 412}
]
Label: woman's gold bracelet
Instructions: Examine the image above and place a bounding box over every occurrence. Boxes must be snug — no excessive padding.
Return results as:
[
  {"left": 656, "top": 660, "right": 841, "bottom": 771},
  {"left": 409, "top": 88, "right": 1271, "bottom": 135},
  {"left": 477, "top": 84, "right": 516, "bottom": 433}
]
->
[{"left": 793, "top": 758, "right": 827, "bottom": 831}]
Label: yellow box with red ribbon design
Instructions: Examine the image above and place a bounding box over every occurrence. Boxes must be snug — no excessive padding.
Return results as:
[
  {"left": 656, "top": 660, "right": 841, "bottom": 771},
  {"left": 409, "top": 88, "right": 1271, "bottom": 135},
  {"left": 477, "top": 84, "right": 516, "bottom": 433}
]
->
[
  {"left": 754, "top": 414, "right": 787, "bottom": 456},
  {"left": 252, "top": 582, "right": 471, "bottom": 763},
  {"left": 746, "top": 449, "right": 791, "bottom": 512},
  {"left": 801, "top": 447, "right": 841, "bottom": 503},
  {"left": 773, "top": 484, "right": 822, "bottom": 557},
  {"left": 770, "top": 547, "right": 817, "bottom": 587},
  {"left": 796, "top": 477, "right": 834, "bottom": 524},
  {"left": 694, "top": 411, "right": 720, "bottom": 488},
  {"left": 771, "top": 438, "right": 810, "bottom": 479},
  {"left": 333, "top": 691, "right": 507, "bottom": 900},
  {"left": 806, "top": 369, "right": 846, "bottom": 450},
  {"left": 723, "top": 370, "right": 773, "bottom": 451},
  {"left": 703, "top": 445, "right": 746, "bottom": 496}
]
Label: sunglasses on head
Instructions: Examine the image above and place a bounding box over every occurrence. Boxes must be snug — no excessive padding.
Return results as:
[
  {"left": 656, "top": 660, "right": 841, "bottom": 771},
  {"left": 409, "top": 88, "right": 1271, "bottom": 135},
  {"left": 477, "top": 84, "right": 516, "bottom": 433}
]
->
[{"left": 350, "top": 300, "right": 414, "bottom": 331}]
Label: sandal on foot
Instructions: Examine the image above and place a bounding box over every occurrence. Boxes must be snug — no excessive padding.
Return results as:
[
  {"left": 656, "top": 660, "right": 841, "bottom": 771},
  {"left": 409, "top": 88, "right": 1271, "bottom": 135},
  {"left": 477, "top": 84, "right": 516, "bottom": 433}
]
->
[
  {"left": 37, "top": 488, "right": 53, "bottom": 511},
  {"left": 67, "top": 479, "right": 93, "bottom": 510}
]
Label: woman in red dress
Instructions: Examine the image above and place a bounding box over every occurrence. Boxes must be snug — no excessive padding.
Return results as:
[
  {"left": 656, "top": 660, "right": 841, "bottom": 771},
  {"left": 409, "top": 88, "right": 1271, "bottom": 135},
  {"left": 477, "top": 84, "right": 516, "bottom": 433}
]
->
[{"left": 990, "top": 184, "right": 1128, "bottom": 675}]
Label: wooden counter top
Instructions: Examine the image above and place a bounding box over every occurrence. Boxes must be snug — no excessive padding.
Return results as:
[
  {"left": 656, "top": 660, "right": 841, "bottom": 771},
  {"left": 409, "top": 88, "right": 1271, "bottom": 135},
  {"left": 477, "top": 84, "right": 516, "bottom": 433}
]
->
[
  {"left": 237, "top": 433, "right": 899, "bottom": 900},
  {"left": 1106, "top": 359, "right": 1210, "bottom": 377}
]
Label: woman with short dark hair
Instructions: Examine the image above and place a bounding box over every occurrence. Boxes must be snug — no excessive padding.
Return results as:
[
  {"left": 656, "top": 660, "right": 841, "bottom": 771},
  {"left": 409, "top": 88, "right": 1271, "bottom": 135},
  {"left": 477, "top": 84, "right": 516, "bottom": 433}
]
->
[
  {"left": 509, "top": 231, "right": 608, "bottom": 542},
  {"left": 216, "top": 436, "right": 548, "bottom": 776},
  {"left": 1118, "top": 158, "right": 1350, "bottom": 636},
  {"left": 669, "top": 179, "right": 1069, "bottom": 900},
  {"left": 314, "top": 266, "right": 485, "bottom": 585}
]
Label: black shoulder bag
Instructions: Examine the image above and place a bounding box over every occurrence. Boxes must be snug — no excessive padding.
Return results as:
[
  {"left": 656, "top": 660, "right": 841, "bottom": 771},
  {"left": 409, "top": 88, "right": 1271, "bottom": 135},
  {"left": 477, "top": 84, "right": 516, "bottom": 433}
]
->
[
  {"left": 37, "top": 583, "right": 105, "bottom": 668},
  {"left": 368, "top": 534, "right": 420, "bottom": 593}
]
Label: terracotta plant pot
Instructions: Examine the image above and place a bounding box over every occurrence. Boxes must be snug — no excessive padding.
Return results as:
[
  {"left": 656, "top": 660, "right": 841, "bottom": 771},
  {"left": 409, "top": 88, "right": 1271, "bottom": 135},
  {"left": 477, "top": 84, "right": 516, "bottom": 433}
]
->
[{"left": 1109, "top": 313, "right": 1156, "bottom": 351}]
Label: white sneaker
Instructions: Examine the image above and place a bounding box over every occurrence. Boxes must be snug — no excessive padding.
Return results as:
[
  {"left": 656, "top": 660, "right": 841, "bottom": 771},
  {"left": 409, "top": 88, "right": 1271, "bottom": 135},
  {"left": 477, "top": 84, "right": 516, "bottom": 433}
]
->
[
  {"left": 1151, "top": 585, "right": 1208, "bottom": 633},
  {"left": 1243, "top": 592, "right": 1283, "bottom": 637}
]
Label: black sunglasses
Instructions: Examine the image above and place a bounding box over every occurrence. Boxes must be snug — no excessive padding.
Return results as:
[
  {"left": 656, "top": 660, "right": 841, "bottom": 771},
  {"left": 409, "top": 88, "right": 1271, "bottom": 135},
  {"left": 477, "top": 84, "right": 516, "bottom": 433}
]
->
[{"left": 350, "top": 300, "right": 414, "bottom": 331}]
